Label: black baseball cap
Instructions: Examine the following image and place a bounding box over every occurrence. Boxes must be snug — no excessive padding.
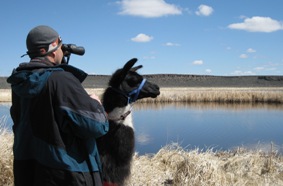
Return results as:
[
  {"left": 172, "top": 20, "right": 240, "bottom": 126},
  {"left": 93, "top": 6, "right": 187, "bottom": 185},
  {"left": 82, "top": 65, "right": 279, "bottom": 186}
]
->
[{"left": 25, "top": 25, "right": 62, "bottom": 57}]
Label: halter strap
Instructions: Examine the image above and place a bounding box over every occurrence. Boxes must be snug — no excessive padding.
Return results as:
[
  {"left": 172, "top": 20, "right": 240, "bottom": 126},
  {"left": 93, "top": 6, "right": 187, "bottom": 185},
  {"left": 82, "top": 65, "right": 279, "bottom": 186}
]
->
[
  {"left": 128, "top": 78, "right": 146, "bottom": 104},
  {"left": 109, "top": 78, "right": 147, "bottom": 104},
  {"left": 108, "top": 78, "right": 146, "bottom": 121}
]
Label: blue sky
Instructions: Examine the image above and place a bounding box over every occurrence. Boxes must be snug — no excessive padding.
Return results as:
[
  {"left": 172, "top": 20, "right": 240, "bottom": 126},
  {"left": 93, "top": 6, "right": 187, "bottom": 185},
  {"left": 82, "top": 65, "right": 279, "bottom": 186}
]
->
[{"left": 1, "top": 0, "right": 283, "bottom": 76}]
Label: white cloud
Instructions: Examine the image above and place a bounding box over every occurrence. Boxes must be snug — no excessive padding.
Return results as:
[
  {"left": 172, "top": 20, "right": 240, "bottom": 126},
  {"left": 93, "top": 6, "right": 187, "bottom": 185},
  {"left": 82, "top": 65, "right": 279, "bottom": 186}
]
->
[
  {"left": 240, "top": 54, "right": 248, "bottom": 59},
  {"left": 193, "top": 60, "right": 203, "bottom": 65},
  {"left": 254, "top": 63, "right": 279, "bottom": 72},
  {"left": 195, "top": 4, "right": 214, "bottom": 16},
  {"left": 266, "top": 67, "right": 277, "bottom": 71},
  {"left": 136, "top": 133, "right": 151, "bottom": 145},
  {"left": 247, "top": 48, "right": 256, "bottom": 53},
  {"left": 164, "top": 42, "right": 180, "bottom": 46},
  {"left": 205, "top": 69, "right": 212, "bottom": 73},
  {"left": 143, "top": 55, "right": 156, "bottom": 60},
  {"left": 131, "top": 33, "right": 153, "bottom": 42},
  {"left": 231, "top": 70, "right": 255, "bottom": 75},
  {"left": 254, "top": 66, "right": 265, "bottom": 71},
  {"left": 228, "top": 16, "right": 283, "bottom": 33},
  {"left": 118, "top": 0, "right": 182, "bottom": 18}
]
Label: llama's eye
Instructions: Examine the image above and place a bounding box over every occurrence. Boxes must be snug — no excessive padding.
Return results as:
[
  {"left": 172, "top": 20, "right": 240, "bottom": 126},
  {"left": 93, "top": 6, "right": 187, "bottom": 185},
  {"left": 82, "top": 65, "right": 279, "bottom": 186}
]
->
[
  {"left": 127, "top": 79, "right": 137, "bottom": 87},
  {"left": 125, "top": 75, "right": 140, "bottom": 87}
]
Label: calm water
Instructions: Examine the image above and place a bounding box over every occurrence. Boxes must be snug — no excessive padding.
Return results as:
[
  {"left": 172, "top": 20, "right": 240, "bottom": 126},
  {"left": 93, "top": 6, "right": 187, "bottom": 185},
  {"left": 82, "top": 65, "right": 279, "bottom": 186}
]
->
[
  {"left": 133, "top": 103, "right": 283, "bottom": 155},
  {"left": 1, "top": 102, "right": 283, "bottom": 154}
]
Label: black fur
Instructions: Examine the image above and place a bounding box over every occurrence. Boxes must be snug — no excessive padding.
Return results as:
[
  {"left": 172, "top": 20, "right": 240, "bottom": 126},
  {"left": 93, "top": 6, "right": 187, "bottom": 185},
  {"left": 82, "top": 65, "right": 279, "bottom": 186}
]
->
[{"left": 97, "top": 58, "right": 160, "bottom": 185}]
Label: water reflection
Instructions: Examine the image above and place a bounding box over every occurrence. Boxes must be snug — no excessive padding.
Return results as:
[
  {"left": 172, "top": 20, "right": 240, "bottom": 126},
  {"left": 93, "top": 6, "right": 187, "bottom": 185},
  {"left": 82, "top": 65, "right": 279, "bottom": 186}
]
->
[
  {"left": 134, "top": 102, "right": 283, "bottom": 111},
  {"left": 1, "top": 102, "right": 283, "bottom": 154},
  {"left": 0, "top": 103, "right": 12, "bottom": 132},
  {"left": 133, "top": 102, "right": 283, "bottom": 155}
]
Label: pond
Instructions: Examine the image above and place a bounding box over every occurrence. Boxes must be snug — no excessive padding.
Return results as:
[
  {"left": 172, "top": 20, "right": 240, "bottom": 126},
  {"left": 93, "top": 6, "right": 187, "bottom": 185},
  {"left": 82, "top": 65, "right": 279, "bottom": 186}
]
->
[
  {"left": 1, "top": 102, "right": 283, "bottom": 155},
  {"left": 133, "top": 102, "right": 283, "bottom": 155}
]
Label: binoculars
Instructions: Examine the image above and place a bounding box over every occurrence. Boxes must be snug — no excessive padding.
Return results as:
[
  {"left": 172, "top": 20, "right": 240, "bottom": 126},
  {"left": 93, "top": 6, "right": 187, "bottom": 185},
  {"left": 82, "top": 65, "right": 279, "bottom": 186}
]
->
[{"left": 62, "top": 44, "right": 85, "bottom": 56}]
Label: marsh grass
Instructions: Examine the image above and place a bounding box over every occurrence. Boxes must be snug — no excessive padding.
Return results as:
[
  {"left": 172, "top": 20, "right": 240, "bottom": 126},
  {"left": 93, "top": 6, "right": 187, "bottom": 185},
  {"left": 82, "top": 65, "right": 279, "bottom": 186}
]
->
[
  {"left": 1, "top": 88, "right": 283, "bottom": 104},
  {"left": 1, "top": 128, "right": 283, "bottom": 185},
  {"left": 139, "top": 87, "right": 283, "bottom": 104},
  {"left": 0, "top": 116, "right": 13, "bottom": 186},
  {"left": 128, "top": 144, "right": 283, "bottom": 186},
  {"left": 85, "top": 87, "right": 283, "bottom": 104},
  {"left": 0, "top": 89, "right": 11, "bottom": 102}
]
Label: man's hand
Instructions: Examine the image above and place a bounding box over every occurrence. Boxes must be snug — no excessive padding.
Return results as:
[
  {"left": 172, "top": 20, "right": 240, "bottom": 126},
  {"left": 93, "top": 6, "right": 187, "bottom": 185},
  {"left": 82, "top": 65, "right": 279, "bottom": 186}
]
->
[{"left": 90, "top": 93, "right": 102, "bottom": 104}]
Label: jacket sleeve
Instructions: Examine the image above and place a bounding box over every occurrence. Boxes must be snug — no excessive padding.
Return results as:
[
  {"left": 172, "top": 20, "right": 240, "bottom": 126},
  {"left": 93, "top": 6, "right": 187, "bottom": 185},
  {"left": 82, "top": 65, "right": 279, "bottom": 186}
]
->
[{"left": 49, "top": 71, "right": 109, "bottom": 139}]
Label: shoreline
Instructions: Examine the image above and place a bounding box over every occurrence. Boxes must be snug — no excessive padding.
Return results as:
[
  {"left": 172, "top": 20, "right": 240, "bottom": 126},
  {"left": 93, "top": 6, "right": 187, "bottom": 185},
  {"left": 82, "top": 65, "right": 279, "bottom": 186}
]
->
[{"left": 1, "top": 87, "right": 283, "bottom": 103}]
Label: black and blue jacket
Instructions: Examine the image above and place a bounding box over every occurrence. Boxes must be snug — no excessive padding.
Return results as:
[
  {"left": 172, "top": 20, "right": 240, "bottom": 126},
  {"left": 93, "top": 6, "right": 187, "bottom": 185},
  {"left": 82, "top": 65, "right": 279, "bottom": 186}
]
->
[{"left": 7, "top": 58, "right": 109, "bottom": 185}]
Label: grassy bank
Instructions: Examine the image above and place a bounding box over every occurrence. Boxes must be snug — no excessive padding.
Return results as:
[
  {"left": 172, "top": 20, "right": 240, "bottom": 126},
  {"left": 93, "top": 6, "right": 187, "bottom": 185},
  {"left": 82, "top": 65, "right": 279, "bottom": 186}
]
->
[
  {"left": 0, "top": 117, "right": 13, "bottom": 186},
  {"left": 2, "top": 87, "right": 283, "bottom": 104},
  {"left": 140, "top": 87, "right": 283, "bottom": 104},
  {"left": 128, "top": 144, "right": 283, "bottom": 186},
  {"left": 1, "top": 130, "right": 283, "bottom": 186},
  {"left": 69, "top": 87, "right": 283, "bottom": 104}
]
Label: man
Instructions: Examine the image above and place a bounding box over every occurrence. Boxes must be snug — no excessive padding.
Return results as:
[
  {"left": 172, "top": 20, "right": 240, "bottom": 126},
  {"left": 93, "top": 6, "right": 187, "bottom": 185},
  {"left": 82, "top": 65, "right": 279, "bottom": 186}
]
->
[{"left": 7, "top": 25, "right": 109, "bottom": 186}]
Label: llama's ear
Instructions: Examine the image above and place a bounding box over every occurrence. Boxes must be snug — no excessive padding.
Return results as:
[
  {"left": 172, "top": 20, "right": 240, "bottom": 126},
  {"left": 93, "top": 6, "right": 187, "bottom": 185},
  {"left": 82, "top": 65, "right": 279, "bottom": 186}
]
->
[
  {"left": 120, "top": 58, "right": 138, "bottom": 78},
  {"left": 122, "top": 58, "right": 138, "bottom": 72},
  {"left": 108, "top": 58, "right": 139, "bottom": 87},
  {"left": 131, "top": 65, "right": 143, "bottom": 72},
  {"left": 115, "top": 58, "right": 138, "bottom": 84}
]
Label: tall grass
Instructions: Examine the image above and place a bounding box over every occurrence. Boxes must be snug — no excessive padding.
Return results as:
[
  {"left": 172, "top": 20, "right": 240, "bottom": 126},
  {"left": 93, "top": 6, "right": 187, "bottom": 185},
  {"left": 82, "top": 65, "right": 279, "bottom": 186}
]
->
[
  {"left": 86, "top": 87, "right": 283, "bottom": 104},
  {"left": 85, "top": 87, "right": 283, "bottom": 104},
  {"left": 128, "top": 144, "right": 283, "bottom": 186},
  {"left": 1, "top": 88, "right": 283, "bottom": 103},
  {"left": 139, "top": 87, "right": 283, "bottom": 104},
  {"left": 0, "top": 116, "right": 13, "bottom": 186},
  {"left": 1, "top": 130, "right": 283, "bottom": 185}
]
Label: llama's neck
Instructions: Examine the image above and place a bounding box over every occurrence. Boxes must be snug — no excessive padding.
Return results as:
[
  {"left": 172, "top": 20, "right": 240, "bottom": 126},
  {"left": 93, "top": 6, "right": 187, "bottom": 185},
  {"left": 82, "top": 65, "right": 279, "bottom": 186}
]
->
[{"left": 107, "top": 104, "right": 134, "bottom": 129}]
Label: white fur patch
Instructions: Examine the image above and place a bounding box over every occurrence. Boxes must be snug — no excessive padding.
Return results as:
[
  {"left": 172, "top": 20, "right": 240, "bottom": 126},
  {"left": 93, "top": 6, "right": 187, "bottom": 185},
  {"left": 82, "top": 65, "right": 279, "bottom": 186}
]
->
[{"left": 107, "top": 105, "right": 134, "bottom": 129}]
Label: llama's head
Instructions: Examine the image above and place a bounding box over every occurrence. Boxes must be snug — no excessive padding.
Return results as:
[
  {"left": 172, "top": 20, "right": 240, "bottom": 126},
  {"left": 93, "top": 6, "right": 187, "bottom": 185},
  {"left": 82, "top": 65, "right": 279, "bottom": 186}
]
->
[{"left": 103, "top": 58, "right": 160, "bottom": 112}]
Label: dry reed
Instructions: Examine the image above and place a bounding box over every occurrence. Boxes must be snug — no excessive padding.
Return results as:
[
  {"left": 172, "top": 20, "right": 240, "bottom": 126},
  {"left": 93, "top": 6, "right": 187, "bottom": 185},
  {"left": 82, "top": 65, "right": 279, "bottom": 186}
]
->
[
  {"left": 139, "top": 87, "right": 283, "bottom": 104},
  {"left": 128, "top": 144, "right": 283, "bottom": 186},
  {"left": 0, "top": 89, "right": 11, "bottom": 102},
  {"left": 1, "top": 88, "right": 283, "bottom": 104},
  {"left": 0, "top": 116, "right": 13, "bottom": 186},
  {"left": 1, "top": 128, "right": 283, "bottom": 186},
  {"left": 90, "top": 87, "right": 283, "bottom": 104}
]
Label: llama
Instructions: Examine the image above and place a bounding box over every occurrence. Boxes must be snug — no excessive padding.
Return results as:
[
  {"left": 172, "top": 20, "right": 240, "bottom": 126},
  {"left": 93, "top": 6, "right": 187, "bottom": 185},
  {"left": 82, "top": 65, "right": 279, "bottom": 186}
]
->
[{"left": 97, "top": 58, "right": 160, "bottom": 186}]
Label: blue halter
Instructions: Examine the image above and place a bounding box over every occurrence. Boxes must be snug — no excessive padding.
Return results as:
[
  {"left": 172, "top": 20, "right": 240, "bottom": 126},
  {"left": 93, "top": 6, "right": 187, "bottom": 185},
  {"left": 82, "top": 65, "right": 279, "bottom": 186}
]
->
[
  {"left": 110, "top": 78, "right": 147, "bottom": 104},
  {"left": 127, "top": 78, "right": 147, "bottom": 104}
]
